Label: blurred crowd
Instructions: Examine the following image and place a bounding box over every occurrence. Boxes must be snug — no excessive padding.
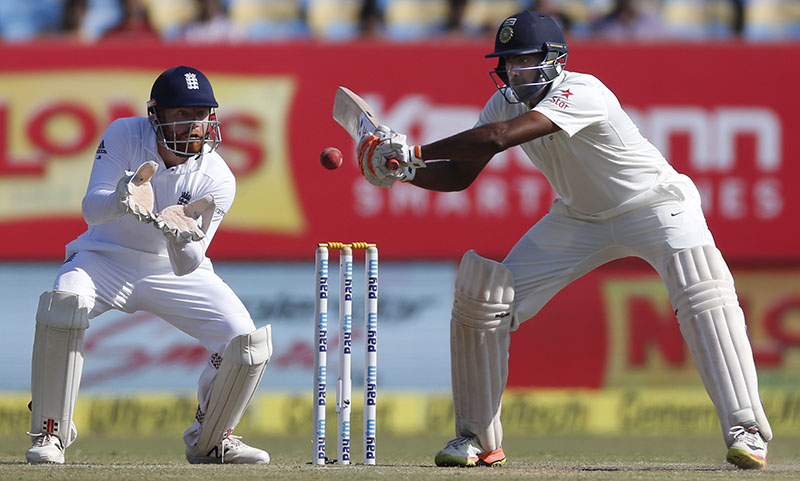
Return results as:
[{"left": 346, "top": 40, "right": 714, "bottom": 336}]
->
[{"left": 0, "top": 0, "right": 798, "bottom": 43}]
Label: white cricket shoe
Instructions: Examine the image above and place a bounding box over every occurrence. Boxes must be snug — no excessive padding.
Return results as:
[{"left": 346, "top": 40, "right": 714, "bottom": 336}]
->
[
  {"left": 186, "top": 434, "right": 270, "bottom": 464},
  {"left": 434, "top": 436, "right": 506, "bottom": 467},
  {"left": 727, "top": 425, "right": 767, "bottom": 469},
  {"left": 26, "top": 432, "right": 65, "bottom": 464}
]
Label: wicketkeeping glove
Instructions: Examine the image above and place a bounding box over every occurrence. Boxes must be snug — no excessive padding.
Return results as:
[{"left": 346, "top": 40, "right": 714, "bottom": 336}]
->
[
  {"left": 153, "top": 194, "right": 216, "bottom": 245},
  {"left": 117, "top": 161, "right": 158, "bottom": 222}
]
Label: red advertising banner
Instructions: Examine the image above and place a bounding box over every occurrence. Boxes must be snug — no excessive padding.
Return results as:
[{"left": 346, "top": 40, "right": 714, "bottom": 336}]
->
[
  {"left": 0, "top": 42, "right": 798, "bottom": 261},
  {"left": 508, "top": 264, "right": 800, "bottom": 388}
]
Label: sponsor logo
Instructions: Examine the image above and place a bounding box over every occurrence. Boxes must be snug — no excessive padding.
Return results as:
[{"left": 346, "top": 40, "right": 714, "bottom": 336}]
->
[
  {"left": 549, "top": 96, "right": 569, "bottom": 109},
  {"left": 42, "top": 418, "right": 59, "bottom": 434},
  {"left": 745, "top": 442, "right": 764, "bottom": 451},
  {"left": 545, "top": 89, "right": 573, "bottom": 110}
]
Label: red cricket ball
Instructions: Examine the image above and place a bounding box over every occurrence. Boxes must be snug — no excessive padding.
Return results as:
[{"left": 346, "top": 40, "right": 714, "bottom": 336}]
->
[{"left": 320, "top": 147, "right": 343, "bottom": 170}]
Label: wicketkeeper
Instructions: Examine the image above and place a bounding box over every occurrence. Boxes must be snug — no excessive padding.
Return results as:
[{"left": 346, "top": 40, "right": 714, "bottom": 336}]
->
[
  {"left": 357, "top": 11, "right": 771, "bottom": 470},
  {"left": 26, "top": 66, "right": 273, "bottom": 465}
]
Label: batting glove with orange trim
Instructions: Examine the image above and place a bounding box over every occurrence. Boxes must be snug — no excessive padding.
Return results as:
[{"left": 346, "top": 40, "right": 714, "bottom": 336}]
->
[{"left": 357, "top": 125, "right": 422, "bottom": 189}]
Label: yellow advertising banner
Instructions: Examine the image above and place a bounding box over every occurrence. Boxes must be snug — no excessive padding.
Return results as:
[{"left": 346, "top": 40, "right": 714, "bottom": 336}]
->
[
  {"left": 0, "top": 70, "right": 304, "bottom": 232},
  {"left": 2, "top": 389, "right": 799, "bottom": 437}
]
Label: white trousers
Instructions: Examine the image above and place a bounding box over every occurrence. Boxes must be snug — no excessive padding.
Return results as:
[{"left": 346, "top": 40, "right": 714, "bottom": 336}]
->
[
  {"left": 52, "top": 249, "right": 256, "bottom": 445},
  {"left": 505, "top": 181, "right": 714, "bottom": 330}
]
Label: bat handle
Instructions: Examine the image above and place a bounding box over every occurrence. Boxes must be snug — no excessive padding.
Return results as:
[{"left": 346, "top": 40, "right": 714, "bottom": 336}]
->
[{"left": 386, "top": 158, "right": 401, "bottom": 171}]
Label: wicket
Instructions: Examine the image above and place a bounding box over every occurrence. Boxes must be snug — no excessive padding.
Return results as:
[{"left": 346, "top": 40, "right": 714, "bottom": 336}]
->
[{"left": 313, "top": 242, "right": 378, "bottom": 465}]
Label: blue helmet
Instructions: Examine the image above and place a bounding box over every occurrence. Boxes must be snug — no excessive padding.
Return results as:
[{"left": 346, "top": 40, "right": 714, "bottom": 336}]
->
[
  {"left": 147, "top": 66, "right": 221, "bottom": 156},
  {"left": 149, "top": 65, "right": 218, "bottom": 108},
  {"left": 486, "top": 11, "right": 568, "bottom": 104}
]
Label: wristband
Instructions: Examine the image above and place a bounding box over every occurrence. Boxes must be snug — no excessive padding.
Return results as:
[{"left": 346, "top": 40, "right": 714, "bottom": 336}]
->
[{"left": 408, "top": 145, "right": 425, "bottom": 168}]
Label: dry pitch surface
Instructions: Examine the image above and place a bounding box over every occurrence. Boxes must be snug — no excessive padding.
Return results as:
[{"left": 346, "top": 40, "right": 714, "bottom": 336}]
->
[{"left": 2, "top": 434, "right": 799, "bottom": 480}]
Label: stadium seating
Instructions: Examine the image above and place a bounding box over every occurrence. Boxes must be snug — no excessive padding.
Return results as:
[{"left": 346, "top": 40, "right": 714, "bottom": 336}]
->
[
  {"left": 0, "top": 0, "right": 64, "bottom": 41},
  {"left": 228, "top": 0, "right": 309, "bottom": 40},
  {"left": 306, "top": 0, "right": 363, "bottom": 40},
  {"left": 383, "top": 0, "right": 450, "bottom": 39},
  {"left": 2, "top": 0, "right": 799, "bottom": 42},
  {"left": 744, "top": 0, "right": 794, "bottom": 40}
]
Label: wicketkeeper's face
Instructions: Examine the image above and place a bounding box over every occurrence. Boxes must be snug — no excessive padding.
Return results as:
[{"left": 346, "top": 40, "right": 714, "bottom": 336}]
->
[{"left": 158, "top": 106, "right": 213, "bottom": 155}]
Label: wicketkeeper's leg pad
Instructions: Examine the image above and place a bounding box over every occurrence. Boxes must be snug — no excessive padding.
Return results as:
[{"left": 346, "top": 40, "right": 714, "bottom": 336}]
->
[
  {"left": 30, "top": 290, "right": 89, "bottom": 447},
  {"left": 194, "top": 325, "right": 272, "bottom": 454},
  {"left": 450, "top": 250, "right": 514, "bottom": 452},
  {"left": 666, "top": 245, "right": 772, "bottom": 445}
]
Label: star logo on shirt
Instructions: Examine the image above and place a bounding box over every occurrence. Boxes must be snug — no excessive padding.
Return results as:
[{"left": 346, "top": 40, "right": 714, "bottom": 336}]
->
[{"left": 559, "top": 89, "right": 573, "bottom": 99}]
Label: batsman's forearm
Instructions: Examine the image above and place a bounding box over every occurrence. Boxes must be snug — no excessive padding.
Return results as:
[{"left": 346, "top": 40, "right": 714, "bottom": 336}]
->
[
  {"left": 409, "top": 127, "right": 499, "bottom": 192},
  {"left": 421, "top": 124, "right": 507, "bottom": 162},
  {"left": 409, "top": 160, "right": 477, "bottom": 191}
]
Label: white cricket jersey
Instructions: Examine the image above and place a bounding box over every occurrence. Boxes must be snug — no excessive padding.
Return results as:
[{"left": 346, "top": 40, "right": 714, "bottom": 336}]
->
[
  {"left": 67, "top": 116, "right": 235, "bottom": 274},
  {"left": 477, "top": 70, "right": 679, "bottom": 218}
]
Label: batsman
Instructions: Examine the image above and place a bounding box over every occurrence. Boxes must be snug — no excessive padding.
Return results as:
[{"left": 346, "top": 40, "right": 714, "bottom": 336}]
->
[
  {"left": 357, "top": 11, "right": 771, "bottom": 470},
  {"left": 26, "top": 66, "right": 272, "bottom": 465}
]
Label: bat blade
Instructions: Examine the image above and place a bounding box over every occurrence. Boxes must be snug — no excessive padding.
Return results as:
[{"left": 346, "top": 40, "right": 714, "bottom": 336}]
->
[{"left": 333, "top": 86, "right": 379, "bottom": 140}]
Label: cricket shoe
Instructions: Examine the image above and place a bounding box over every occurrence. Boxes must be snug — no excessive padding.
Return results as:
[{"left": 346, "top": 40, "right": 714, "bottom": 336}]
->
[
  {"left": 726, "top": 425, "right": 767, "bottom": 469},
  {"left": 186, "top": 434, "right": 270, "bottom": 464},
  {"left": 26, "top": 432, "right": 65, "bottom": 464},
  {"left": 434, "top": 436, "right": 506, "bottom": 467}
]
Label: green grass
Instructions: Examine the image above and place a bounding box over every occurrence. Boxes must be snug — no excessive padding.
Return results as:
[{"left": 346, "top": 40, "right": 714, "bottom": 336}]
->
[{"left": 2, "top": 434, "right": 799, "bottom": 480}]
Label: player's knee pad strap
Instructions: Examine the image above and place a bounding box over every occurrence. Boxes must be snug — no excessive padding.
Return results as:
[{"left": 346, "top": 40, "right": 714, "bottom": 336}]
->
[
  {"left": 195, "top": 325, "right": 272, "bottom": 453},
  {"left": 666, "top": 246, "right": 772, "bottom": 443},
  {"left": 31, "top": 290, "right": 89, "bottom": 446},
  {"left": 452, "top": 250, "right": 514, "bottom": 329},
  {"left": 667, "top": 245, "right": 738, "bottom": 317},
  {"left": 450, "top": 251, "right": 514, "bottom": 452}
]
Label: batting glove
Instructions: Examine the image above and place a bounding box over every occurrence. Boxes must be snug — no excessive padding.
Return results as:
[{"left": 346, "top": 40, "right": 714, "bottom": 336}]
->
[{"left": 357, "top": 125, "right": 421, "bottom": 189}]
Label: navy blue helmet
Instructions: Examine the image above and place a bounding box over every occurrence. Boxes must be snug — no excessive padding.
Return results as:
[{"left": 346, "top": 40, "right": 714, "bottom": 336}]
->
[
  {"left": 149, "top": 65, "right": 218, "bottom": 108},
  {"left": 486, "top": 11, "right": 569, "bottom": 104},
  {"left": 147, "top": 66, "right": 221, "bottom": 156}
]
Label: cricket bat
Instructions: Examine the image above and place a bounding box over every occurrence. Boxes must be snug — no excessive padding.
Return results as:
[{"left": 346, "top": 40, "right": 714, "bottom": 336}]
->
[{"left": 332, "top": 86, "right": 400, "bottom": 170}]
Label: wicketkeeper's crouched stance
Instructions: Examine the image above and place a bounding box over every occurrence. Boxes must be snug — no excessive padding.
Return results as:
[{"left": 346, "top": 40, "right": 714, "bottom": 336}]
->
[
  {"left": 26, "top": 66, "right": 273, "bottom": 465},
  {"left": 355, "top": 11, "right": 771, "bottom": 471}
]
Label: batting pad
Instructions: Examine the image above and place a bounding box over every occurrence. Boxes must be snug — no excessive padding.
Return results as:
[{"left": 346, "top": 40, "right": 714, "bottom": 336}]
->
[
  {"left": 666, "top": 245, "right": 772, "bottom": 445},
  {"left": 194, "top": 325, "right": 272, "bottom": 453},
  {"left": 30, "top": 290, "right": 89, "bottom": 447},
  {"left": 450, "top": 250, "right": 514, "bottom": 452}
]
